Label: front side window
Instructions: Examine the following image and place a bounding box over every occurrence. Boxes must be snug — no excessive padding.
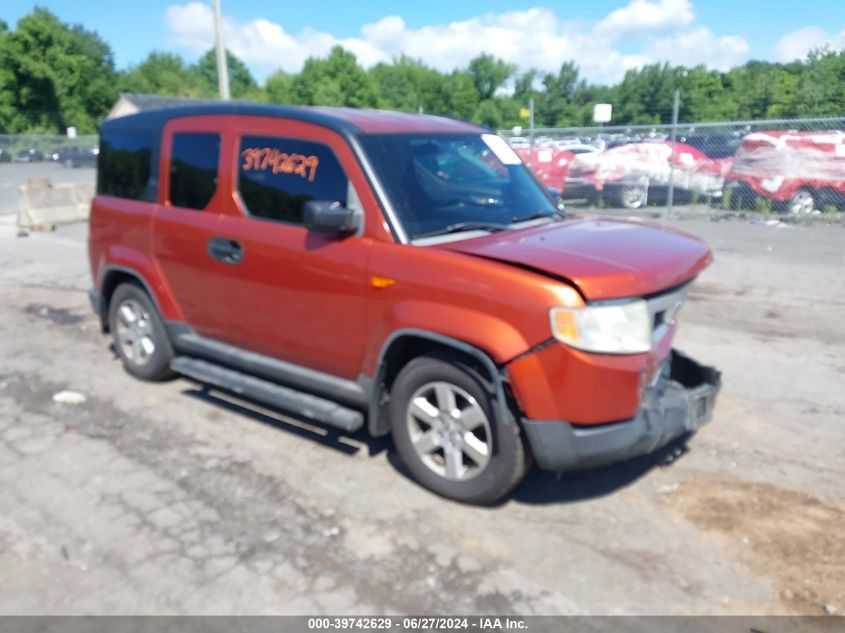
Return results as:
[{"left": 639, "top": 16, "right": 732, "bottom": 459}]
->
[
  {"left": 97, "top": 130, "right": 153, "bottom": 200},
  {"left": 237, "top": 136, "right": 347, "bottom": 224},
  {"left": 358, "top": 133, "right": 558, "bottom": 240},
  {"left": 169, "top": 132, "right": 220, "bottom": 210}
]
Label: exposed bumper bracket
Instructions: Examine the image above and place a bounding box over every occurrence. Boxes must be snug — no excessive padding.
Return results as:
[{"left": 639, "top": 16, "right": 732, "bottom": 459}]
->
[{"left": 522, "top": 350, "right": 721, "bottom": 472}]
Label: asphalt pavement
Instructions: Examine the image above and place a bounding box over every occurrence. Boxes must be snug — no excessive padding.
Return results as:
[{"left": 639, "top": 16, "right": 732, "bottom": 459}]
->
[{"left": 0, "top": 214, "right": 843, "bottom": 615}]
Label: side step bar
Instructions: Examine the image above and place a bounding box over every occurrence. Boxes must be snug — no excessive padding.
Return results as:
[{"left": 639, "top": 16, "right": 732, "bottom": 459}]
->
[{"left": 171, "top": 356, "right": 364, "bottom": 433}]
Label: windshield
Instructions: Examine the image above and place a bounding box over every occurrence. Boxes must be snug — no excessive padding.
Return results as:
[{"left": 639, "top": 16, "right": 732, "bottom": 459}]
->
[{"left": 358, "top": 133, "right": 559, "bottom": 240}]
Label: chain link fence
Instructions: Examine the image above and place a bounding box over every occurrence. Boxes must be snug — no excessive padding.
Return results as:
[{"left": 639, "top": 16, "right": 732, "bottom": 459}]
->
[
  {"left": 0, "top": 134, "right": 99, "bottom": 219},
  {"left": 500, "top": 116, "right": 845, "bottom": 216},
  {"left": 0, "top": 133, "right": 99, "bottom": 166},
  {"left": 4, "top": 118, "right": 845, "bottom": 220}
]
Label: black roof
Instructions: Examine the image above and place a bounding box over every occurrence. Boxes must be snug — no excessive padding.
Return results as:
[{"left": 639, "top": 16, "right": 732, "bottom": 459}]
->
[
  {"left": 100, "top": 101, "right": 485, "bottom": 139},
  {"left": 102, "top": 102, "right": 362, "bottom": 137}
]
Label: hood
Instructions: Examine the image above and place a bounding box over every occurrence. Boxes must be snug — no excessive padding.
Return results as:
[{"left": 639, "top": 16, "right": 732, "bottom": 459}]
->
[{"left": 439, "top": 217, "right": 713, "bottom": 301}]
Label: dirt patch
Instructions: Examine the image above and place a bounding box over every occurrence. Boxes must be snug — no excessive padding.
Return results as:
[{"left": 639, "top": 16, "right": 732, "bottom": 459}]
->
[
  {"left": 24, "top": 303, "right": 83, "bottom": 326},
  {"left": 669, "top": 479, "right": 845, "bottom": 614}
]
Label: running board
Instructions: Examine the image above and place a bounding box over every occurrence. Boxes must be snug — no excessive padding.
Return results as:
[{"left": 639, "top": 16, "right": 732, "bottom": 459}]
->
[{"left": 171, "top": 356, "right": 364, "bottom": 433}]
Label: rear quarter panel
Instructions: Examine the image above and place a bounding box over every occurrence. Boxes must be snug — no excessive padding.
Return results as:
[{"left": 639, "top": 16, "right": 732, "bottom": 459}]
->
[{"left": 89, "top": 195, "right": 183, "bottom": 321}]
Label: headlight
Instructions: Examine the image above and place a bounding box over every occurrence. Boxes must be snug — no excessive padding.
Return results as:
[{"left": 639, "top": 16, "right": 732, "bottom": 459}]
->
[{"left": 550, "top": 300, "right": 651, "bottom": 354}]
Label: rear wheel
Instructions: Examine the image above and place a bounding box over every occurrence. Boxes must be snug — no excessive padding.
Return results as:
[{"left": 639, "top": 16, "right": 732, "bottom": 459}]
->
[
  {"left": 389, "top": 354, "right": 527, "bottom": 504},
  {"left": 108, "top": 283, "right": 175, "bottom": 381}
]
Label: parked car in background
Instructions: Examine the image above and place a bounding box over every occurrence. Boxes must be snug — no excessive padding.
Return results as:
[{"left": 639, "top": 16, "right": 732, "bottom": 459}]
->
[
  {"left": 678, "top": 132, "right": 744, "bottom": 160},
  {"left": 514, "top": 145, "right": 575, "bottom": 194},
  {"left": 554, "top": 142, "right": 600, "bottom": 155},
  {"left": 0, "top": 148, "right": 12, "bottom": 163},
  {"left": 563, "top": 141, "right": 732, "bottom": 209},
  {"left": 724, "top": 130, "right": 845, "bottom": 214},
  {"left": 55, "top": 145, "right": 99, "bottom": 168},
  {"left": 15, "top": 148, "right": 44, "bottom": 163}
]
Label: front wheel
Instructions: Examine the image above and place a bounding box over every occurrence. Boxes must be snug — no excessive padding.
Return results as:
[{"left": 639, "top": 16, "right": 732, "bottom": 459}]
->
[
  {"left": 389, "top": 354, "right": 528, "bottom": 504},
  {"left": 787, "top": 189, "right": 816, "bottom": 215},
  {"left": 614, "top": 183, "right": 648, "bottom": 209}
]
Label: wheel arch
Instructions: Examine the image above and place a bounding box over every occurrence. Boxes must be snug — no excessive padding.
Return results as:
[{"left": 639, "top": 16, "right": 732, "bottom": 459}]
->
[
  {"left": 367, "top": 329, "right": 510, "bottom": 438},
  {"left": 97, "top": 266, "right": 163, "bottom": 333}
]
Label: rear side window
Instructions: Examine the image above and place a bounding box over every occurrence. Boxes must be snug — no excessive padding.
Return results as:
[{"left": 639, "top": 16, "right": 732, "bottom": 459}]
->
[
  {"left": 237, "top": 136, "right": 347, "bottom": 224},
  {"left": 169, "top": 133, "right": 220, "bottom": 210},
  {"left": 97, "top": 130, "right": 153, "bottom": 200}
]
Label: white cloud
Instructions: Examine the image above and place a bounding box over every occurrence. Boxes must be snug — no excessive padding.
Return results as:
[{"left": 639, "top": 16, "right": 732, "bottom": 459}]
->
[
  {"left": 648, "top": 27, "right": 750, "bottom": 71},
  {"left": 163, "top": 1, "right": 749, "bottom": 84},
  {"left": 595, "top": 0, "right": 695, "bottom": 39},
  {"left": 775, "top": 26, "right": 845, "bottom": 62}
]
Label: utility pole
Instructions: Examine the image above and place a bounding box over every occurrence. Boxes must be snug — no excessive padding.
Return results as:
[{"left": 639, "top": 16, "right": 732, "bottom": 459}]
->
[
  {"left": 212, "top": 0, "right": 230, "bottom": 100},
  {"left": 666, "top": 88, "right": 680, "bottom": 216},
  {"left": 529, "top": 97, "right": 535, "bottom": 163}
]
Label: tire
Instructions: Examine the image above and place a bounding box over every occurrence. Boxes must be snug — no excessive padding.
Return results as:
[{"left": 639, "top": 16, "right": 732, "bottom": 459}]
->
[
  {"left": 614, "top": 183, "right": 648, "bottom": 209},
  {"left": 108, "top": 282, "right": 175, "bottom": 381},
  {"left": 389, "top": 354, "right": 528, "bottom": 504},
  {"left": 787, "top": 189, "right": 816, "bottom": 215}
]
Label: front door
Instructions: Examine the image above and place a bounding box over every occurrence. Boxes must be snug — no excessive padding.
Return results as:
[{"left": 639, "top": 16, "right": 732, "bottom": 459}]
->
[{"left": 209, "top": 118, "right": 374, "bottom": 380}]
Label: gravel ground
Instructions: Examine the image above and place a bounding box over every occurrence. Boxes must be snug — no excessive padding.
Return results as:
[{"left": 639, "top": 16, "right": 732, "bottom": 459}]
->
[{"left": 0, "top": 212, "right": 843, "bottom": 616}]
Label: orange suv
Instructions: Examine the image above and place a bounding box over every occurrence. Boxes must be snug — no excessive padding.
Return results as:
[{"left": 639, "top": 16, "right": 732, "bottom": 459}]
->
[{"left": 88, "top": 104, "right": 720, "bottom": 504}]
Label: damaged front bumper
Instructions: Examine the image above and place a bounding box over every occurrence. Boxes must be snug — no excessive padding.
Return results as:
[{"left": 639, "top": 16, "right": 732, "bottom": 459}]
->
[{"left": 522, "top": 350, "right": 721, "bottom": 472}]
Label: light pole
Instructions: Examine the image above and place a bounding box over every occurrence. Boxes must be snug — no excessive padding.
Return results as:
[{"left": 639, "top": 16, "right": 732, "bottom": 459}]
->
[{"left": 212, "top": 0, "right": 230, "bottom": 100}]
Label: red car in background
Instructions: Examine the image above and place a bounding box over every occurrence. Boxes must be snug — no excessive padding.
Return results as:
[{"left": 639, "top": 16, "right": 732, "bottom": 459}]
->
[
  {"left": 514, "top": 146, "right": 575, "bottom": 194},
  {"left": 724, "top": 130, "right": 845, "bottom": 214},
  {"left": 561, "top": 141, "right": 732, "bottom": 209}
]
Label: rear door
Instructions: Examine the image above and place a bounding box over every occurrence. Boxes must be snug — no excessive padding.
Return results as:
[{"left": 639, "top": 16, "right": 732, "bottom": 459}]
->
[{"left": 152, "top": 116, "right": 231, "bottom": 339}]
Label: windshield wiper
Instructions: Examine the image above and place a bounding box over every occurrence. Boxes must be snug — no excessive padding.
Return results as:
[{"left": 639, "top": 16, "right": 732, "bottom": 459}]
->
[
  {"left": 510, "top": 210, "right": 562, "bottom": 224},
  {"left": 414, "top": 222, "right": 509, "bottom": 239}
]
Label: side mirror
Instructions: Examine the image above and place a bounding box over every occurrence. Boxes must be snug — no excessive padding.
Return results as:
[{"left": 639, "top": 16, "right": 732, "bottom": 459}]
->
[{"left": 303, "top": 200, "right": 358, "bottom": 237}]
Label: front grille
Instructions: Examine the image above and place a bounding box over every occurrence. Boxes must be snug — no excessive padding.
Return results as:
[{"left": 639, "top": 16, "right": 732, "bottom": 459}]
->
[{"left": 646, "top": 286, "right": 687, "bottom": 347}]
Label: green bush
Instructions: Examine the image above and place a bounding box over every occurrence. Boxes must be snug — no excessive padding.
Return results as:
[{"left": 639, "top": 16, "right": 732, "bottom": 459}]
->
[
  {"left": 721, "top": 188, "right": 733, "bottom": 209},
  {"left": 754, "top": 196, "right": 773, "bottom": 214}
]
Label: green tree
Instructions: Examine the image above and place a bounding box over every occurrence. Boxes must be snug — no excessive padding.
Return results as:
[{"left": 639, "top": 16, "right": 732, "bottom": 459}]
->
[
  {"left": 473, "top": 99, "right": 503, "bottom": 128},
  {"left": 0, "top": 7, "right": 117, "bottom": 133},
  {"left": 725, "top": 61, "right": 798, "bottom": 119},
  {"left": 537, "top": 61, "right": 582, "bottom": 126},
  {"left": 188, "top": 48, "right": 260, "bottom": 99},
  {"left": 678, "top": 66, "right": 737, "bottom": 121},
  {"left": 290, "top": 46, "right": 379, "bottom": 108},
  {"left": 790, "top": 49, "right": 845, "bottom": 117},
  {"left": 264, "top": 70, "right": 294, "bottom": 104},
  {"left": 443, "top": 70, "right": 480, "bottom": 121},
  {"left": 370, "top": 55, "right": 453, "bottom": 113},
  {"left": 118, "top": 52, "right": 191, "bottom": 96},
  {"left": 467, "top": 54, "right": 515, "bottom": 100}
]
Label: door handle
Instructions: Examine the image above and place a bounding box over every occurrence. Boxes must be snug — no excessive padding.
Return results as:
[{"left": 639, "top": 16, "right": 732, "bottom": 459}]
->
[{"left": 207, "top": 237, "right": 243, "bottom": 265}]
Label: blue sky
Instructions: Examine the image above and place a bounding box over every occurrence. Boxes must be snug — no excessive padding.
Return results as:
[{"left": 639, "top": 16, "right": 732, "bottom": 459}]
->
[{"left": 3, "top": 1, "right": 845, "bottom": 83}]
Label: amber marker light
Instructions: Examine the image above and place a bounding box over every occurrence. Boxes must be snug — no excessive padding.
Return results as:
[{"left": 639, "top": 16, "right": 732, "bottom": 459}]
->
[
  {"left": 370, "top": 275, "right": 396, "bottom": 289},
  {"left": 550, "top": 308, "right": 580, "bottom": 345}
]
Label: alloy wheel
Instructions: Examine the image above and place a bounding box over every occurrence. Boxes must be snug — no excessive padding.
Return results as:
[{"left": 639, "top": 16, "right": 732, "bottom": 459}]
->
[
  {"left": 621, "top": 185, "right": 646, "bottom": 209},
  {"left": 789, "top": 190, "right": 815, "bottom": 215},
  {"left": 405, "top": 381, "right": 493, "bottom": 481},
  {"left": 114, "top": 299, "right": 156, "bottom": 366}
]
